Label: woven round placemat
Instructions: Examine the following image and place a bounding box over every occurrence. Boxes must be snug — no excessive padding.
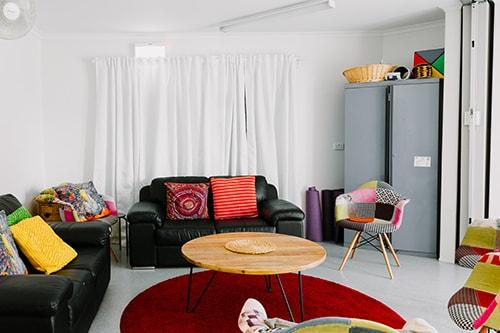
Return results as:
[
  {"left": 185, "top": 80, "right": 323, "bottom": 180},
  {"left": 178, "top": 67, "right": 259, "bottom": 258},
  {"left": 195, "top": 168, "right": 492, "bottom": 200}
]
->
[{"left": 224, "top": 239, "right": 277, "bottom": 255}]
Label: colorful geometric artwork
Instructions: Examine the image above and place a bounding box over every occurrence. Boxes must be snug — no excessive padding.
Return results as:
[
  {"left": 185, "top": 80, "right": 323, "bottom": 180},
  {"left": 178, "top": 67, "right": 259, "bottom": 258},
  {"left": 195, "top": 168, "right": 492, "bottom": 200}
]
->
[{"left": 414, "top": 48, "right": 445, "bottom": 78}]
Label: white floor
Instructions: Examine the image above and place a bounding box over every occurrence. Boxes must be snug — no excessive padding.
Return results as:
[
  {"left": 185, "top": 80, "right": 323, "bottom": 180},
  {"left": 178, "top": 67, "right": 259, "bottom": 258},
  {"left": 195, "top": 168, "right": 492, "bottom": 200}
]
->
[{"left": 90, "top": 242, "right": 471, "bottom": 333}]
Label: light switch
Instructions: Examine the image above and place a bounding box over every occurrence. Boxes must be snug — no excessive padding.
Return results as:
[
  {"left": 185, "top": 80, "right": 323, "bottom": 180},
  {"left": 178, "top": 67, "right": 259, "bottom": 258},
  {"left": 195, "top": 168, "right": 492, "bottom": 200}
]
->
[
  {"left": 414, "top": 156, "right": 431, "bottom": 168},
  {"left": 333, "top": 143, "right": 345, "bottom": 151}
]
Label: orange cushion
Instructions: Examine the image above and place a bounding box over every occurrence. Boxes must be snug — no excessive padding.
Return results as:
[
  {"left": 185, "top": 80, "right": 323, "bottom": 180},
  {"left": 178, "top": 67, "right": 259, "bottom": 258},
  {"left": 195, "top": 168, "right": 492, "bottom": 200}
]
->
[
  {"left": 348, "top": 217, "right": 375, "bottom": 223},
  {"left": 211, "top": 176, "right": 258, "bottom": 220}
]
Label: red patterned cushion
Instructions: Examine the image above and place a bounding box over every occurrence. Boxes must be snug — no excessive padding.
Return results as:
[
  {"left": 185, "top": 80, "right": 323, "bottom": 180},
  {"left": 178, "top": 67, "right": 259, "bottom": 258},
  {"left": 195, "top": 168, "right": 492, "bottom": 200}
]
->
[
  {"left": 165, "top": 182, "right": 210, "bottom": 220},
  {"left": 211, "top": 176, "right": 258, "bottom": 220}
]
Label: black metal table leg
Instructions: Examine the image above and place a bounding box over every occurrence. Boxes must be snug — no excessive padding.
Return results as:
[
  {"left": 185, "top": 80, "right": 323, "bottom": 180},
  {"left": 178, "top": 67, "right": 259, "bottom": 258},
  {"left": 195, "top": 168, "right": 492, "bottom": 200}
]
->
[
  {"left": 118, "top": 216, "right": 122, "bottom": 251},
  {"left": 275, "top": 275, "right": 295, "bottom": 322},
  {"left": 185, "top": 267, "right": 217, "bottom": 313},
  {"left": 264, "top": 275, "right": 272, "bottom": 292},
  {"left": 298, "top": 271, "right": 304, "bottom": 322},
  {"left": 186, "top": 266, "right": 194, "bottom": 312}
]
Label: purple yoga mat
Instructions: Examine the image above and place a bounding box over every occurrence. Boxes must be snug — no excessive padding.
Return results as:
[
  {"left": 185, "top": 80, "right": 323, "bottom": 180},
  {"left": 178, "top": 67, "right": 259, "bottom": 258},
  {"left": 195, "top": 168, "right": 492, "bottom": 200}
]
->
[{"left": 306, "top": 186, "right": 322, "bottom": 242}]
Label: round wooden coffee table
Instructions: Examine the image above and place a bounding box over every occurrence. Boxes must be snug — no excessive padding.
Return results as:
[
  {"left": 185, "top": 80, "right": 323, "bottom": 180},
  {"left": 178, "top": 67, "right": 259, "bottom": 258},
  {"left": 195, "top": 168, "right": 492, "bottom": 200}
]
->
[{"left": 181, "top": 232, "right": 326, "bottom": 321}]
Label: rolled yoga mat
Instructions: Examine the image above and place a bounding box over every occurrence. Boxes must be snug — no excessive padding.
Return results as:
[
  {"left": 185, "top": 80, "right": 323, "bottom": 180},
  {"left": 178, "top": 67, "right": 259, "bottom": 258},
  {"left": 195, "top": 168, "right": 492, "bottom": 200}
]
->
[
  {"left": 306, "top": 186, "right": 322, "bottom": 242},
  {"left": 321, "top": 189, "right": 344, "bottom": 244}
]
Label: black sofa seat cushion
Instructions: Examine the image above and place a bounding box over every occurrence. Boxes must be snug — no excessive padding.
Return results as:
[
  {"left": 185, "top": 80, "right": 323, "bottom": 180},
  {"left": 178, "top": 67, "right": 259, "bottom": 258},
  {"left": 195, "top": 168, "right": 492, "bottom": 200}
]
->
[
  {"left": 155, "top": 219, "right": 216, "bottom": 246},
  {"left": 64, "top": 247, "right": 108, "bottom": 279},
  {"left": 54, "top": 269, "right": 93, "bottom": 326},
  {"left": 0, "top": 275, "right": 72, "bottom": 316},
  {"left": 215, "top": 218, "right": 275, "bottom": 233}
]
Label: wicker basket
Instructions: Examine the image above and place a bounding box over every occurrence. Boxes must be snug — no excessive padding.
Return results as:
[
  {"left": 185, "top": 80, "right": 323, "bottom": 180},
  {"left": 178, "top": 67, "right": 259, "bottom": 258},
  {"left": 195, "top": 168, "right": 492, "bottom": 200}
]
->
[{"left": 343, "top": 64, "right": 397, "bottom": 84}]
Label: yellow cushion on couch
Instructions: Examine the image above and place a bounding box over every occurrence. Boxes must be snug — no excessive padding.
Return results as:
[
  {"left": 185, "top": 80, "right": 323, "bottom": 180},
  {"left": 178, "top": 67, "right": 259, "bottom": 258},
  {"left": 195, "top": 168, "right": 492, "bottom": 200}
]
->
[{"left": 10, "top": 216, "right": 77, "bottom": 275}]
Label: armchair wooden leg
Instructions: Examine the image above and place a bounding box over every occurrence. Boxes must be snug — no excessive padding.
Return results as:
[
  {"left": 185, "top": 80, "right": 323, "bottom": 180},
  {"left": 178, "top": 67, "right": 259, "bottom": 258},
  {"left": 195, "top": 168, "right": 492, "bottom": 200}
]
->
[
  {"left": 479, "top": 327, "right": 489, "bottom": 333},
  {"left": 382, "top": 233, "right": 401, "bottom": 267},
  {"left": 379, "top": 234, "right": 394, "bottom": 279},
  {"left": 351, "top": 233, "right": 362, "bottom": 259},
  {"left": 339, "top": 232, "right": 361, "bottom": 271}
]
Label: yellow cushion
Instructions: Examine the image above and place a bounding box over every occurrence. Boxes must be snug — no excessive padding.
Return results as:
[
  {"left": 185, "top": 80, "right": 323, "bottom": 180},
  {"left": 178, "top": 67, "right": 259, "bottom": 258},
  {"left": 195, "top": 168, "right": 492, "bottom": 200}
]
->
[{"left": 10, "top": 216, "right": 77, "bottom": 275}]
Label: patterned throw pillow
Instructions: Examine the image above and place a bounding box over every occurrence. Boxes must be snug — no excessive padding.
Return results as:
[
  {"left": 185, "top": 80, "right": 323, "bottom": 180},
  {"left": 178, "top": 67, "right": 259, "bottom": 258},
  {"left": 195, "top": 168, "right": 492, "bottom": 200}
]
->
[
  {"left": 53, "top": 181, "right": 109, "bottom": 221},
  {"left": 211, "top": 176, "right": 258, "bottom": 220},
  {"left": 165, "top": 182, "right": 210, "bottom": 220},
  {"left": 0, "top": 210, "right": 28, "bottom": 276},
  {"left": 10, "top": 216, "right": 77, "bottom": 275},
  {"left": 7, "top": 207, "right": 32, "bottom": 226}
]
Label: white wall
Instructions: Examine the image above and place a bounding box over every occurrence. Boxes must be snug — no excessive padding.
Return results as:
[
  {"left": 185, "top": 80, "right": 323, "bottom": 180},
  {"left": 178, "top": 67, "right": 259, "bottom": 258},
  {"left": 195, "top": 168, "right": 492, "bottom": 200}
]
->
[
  {"left": 40, "top": 32, "right": 384, "bottom": 206},
  {"left": 0, "top": 32, "right": 45, "bottom": 207},
  {"left": 382, "top": 22, "right": 445, "bottom": 69}
]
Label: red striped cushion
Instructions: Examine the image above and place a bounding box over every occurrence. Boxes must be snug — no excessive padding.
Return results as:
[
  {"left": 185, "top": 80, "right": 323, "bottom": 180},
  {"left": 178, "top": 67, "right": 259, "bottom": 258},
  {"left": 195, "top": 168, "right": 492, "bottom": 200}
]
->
[{"left": 211, "top": 176, "right": 258, "bottom": 220}]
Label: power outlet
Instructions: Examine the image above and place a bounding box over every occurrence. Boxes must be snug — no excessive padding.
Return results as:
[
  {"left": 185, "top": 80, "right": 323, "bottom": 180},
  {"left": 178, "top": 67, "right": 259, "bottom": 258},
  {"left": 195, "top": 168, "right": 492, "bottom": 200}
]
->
[{"left": 333, "top": 143, "right": 345, "bottom": 151}]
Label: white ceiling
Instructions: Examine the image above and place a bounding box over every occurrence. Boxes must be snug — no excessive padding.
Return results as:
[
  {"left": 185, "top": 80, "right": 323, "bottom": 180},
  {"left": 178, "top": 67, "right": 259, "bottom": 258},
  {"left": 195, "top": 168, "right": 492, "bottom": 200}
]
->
[{"left": 34, "top": 0, "right": 460, "bottom": 34}]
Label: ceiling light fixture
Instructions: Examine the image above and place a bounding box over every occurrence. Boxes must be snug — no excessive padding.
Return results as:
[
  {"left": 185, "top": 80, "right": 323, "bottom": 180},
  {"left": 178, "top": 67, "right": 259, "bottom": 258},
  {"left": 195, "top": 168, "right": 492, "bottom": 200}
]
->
[{"left": 219, "top": 0, "right": 336, "bottom": 32}]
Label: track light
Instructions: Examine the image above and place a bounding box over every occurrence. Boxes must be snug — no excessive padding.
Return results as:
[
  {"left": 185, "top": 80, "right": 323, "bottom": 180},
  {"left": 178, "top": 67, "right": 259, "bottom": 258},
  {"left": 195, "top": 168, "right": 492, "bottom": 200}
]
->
[{"left": 219, "top": 0, "right": 336, "bottom": 32}]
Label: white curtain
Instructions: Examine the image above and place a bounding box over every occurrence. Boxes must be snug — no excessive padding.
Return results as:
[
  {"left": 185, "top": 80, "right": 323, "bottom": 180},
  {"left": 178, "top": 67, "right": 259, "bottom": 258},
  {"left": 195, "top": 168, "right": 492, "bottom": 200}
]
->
[{"left": 93, "top": 55, "right": 297, "bottom": 211}]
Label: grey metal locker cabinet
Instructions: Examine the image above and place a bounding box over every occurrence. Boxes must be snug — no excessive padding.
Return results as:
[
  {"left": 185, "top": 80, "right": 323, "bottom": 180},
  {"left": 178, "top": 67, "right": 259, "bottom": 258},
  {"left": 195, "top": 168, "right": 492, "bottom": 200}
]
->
[
  {"left": 390, "top": 82, "right": 440, "bottom": 256},
  {"left": 344, "top": 86, "right": 387, "bottom": 244},
  {"left": 344, "top": 79, "right": 441, "bottom": 256}
]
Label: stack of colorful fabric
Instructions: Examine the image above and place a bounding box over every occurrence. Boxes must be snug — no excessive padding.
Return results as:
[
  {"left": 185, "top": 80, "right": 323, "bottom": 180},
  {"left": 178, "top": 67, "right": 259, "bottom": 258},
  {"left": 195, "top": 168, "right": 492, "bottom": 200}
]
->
[
  {"left": 448, "top": 252, "right": 500, "bottom": 331},
  {"left": 455, "top": 219, "right": 500, "bottom": 269},
  {"left": 35, "top": 181, "right": 112, "bottom": 222}
]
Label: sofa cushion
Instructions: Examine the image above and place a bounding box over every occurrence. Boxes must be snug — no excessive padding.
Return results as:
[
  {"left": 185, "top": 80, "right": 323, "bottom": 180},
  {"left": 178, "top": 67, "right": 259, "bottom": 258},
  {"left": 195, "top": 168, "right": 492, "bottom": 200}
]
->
[
  {"left": 210, "top": 176, "right": 269, "bottom": 203},
  {"left": 155, "top": 220, "right": 215, "bottom": 246},
  {"left": 150, "top": 177, "right": 210, "bottom": 207},
  {"left": 7, "top": 207, "right": 32, "bottom": 227},
  {"left": 215, "top": 218, "right": 275, "bottom": 233},
  {"left": 64, "top": 246, "right": 108, "bottom": 279},
  {"left": 10, "top": 216, "right": 77, "bottom": 275},
  {"left": 0, "top": 194, "right": 22, "bottom": 215},
  {"left": 0, "top": 210, "right": 27, "bottom": 275},
  {"left": 165, "top": 182, "right": 210, "bottom": 220},
  {"left": 54, "top": 269, "right": 93, "bottom": 325},
  {"left": 211, "top": 176, "right": 259, "bottom": 220}
]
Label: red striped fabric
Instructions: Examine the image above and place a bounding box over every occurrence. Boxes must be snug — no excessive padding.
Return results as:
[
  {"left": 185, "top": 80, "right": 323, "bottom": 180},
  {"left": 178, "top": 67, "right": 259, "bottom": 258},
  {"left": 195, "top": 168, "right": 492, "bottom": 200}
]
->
[{"left": 211, "top": 176, "right": 258, "bottom": 220}]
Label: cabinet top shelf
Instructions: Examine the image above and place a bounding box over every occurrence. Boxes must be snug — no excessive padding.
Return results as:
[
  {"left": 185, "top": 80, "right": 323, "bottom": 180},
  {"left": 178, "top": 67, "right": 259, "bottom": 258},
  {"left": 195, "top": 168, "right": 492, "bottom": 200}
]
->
[{"left": 345, "top": 78, "right": 441, "bottom": 89}]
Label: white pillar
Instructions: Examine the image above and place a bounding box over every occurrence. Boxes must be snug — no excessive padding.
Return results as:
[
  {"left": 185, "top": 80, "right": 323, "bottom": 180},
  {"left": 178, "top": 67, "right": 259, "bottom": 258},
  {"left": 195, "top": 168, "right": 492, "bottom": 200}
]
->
[{"left": 438, "top": 3, "right": 462, "bottom": 263}]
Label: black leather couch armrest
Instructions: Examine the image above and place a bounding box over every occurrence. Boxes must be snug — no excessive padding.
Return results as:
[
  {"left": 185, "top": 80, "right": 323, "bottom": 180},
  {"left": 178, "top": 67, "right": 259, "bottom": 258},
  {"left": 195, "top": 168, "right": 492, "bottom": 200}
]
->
[
  {"left": 259, "top": 199, "right": 305, "bottom": 225},
  {"left": 0, "top": 275, "right": 72, "bottom": 316},
  {"left": 127, "top": 201, "right": 163, "bottom": 228},
  {"left": 48, "top": 221, "right": 110, "bottom": 247}
]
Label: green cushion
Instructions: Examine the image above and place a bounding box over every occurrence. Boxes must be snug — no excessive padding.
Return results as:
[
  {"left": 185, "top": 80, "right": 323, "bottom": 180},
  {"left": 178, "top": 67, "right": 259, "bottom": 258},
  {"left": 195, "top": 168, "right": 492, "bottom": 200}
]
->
[
  {"left": 7, "top": 207, "right": 32, "bottom": 226},
  {"left": 462, "top": 226, "right": 497, "bottom": 250}
]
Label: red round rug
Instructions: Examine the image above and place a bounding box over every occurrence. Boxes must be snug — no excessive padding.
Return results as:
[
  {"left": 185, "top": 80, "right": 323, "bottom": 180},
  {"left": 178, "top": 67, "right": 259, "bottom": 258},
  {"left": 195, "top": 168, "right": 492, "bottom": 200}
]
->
[{"left": 120, "top": 271, "right": 405, "bottom": 333}]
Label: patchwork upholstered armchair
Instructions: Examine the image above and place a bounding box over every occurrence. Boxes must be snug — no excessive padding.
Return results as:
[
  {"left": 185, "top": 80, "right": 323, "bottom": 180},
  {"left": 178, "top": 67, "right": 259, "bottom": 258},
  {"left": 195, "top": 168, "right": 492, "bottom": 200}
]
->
[
  {"left": 455, "top": 219, "right": 500, "bottom": 269},
  {"left": 335, "top": 181, "right": 409, "bottom": 279},
  {"left": 448, "top": 252, "right": 500, "bottom": 332}
]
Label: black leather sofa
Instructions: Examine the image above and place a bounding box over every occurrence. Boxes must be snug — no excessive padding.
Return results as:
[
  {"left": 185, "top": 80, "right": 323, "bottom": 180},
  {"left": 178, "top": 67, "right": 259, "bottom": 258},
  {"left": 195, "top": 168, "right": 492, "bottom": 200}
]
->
[
  {"left": 127, "top": 176, "right": 305, "bottom": 268},
  {"left": 0, "top": 194, "right": 111, "bottom": 333}
]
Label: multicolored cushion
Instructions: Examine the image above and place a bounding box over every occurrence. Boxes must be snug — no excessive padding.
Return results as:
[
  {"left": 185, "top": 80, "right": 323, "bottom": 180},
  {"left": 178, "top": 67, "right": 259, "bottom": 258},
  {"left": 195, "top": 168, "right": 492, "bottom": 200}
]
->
[
  {"left": 211, "top": 176, "right": 258, "bottom": 220},
  {"left": 10, "top": 216, "right": 77, "bottom": 275},
  {"left": 448, "top": 252, "right": 500, "bottom": 331},
  {"left": 335, "top": 181, "right": 409, "bottom": 231},
  {"left": 165, "top": 182, "right": 210, "bottom": 220},
  {"left": 0, "top": 210, "right": 27, "bottom": 276},
  {"left": 53, "top": 181, "right": 109, "bottom": 221},
  {"left": 7, "top": 207, "right": 32, "bottom": 226}
]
